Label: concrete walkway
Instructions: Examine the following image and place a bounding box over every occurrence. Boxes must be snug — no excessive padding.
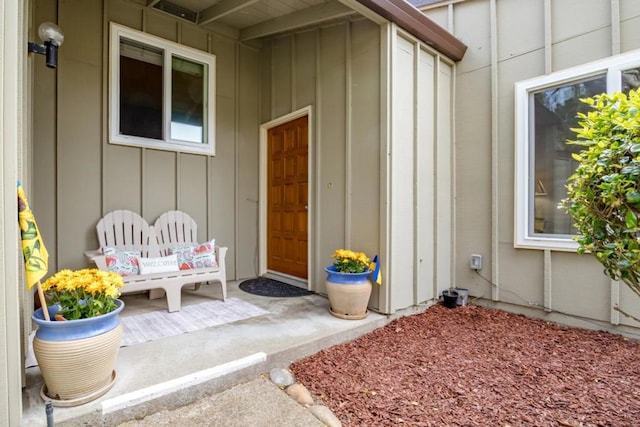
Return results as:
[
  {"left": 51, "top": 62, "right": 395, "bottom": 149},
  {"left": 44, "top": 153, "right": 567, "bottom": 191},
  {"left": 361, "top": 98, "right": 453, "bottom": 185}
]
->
[
  {"left": 117, "top": 376, "right": 325, "bottom": 427},
  {"left": 22, "top": 280, "right": 401, "bottom": 426}
]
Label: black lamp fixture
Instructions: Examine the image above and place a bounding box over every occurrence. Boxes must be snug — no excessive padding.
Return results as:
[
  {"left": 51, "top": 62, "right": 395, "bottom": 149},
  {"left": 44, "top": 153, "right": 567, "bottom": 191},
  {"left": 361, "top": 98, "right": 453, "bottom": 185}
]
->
[{"left": 28, "top": 22, "right": 64, "bottom": 69}]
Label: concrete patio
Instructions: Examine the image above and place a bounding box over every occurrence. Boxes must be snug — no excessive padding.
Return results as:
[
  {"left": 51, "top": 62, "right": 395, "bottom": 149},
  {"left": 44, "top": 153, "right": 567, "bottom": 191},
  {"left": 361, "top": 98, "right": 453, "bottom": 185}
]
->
[{"left": 21, "top": 280, "right": 415, "bottom": 426}]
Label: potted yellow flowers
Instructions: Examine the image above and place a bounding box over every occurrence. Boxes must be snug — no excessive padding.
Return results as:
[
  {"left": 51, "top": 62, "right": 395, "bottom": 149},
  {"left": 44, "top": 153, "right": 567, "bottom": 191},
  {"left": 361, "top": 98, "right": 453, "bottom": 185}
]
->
[
  {"left": 325, "top": 249, "right": 377, "bottom": 319},
  {"left": 32, "top": 268, "right": 125, "bottom": 406},
  {"left": 40, "top": 268, "right": 123, "bottom": 320}
]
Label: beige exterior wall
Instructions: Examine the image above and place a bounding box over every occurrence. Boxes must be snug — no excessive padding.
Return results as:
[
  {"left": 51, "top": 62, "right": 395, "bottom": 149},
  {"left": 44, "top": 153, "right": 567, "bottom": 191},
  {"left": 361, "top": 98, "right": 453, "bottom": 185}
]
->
[
  {"left": 422, "top": 0, "right": 640, "bottom": 333},
  {"left": 260, "top": 22, "right": 456, "bottom": 313},
  {"left": 259, "top": 20, "right": 384, "bottom": 308},
  {"left": 33, "top": 0, "right": 261, "bottom": 281},
  {"left": 30, "top": 0, "right": 458, "bottom": 320},
  {"left": 387, "top": 29, "right": 454, "bottom": 312},
  {"left": 2, "top": 0, "right": 28, "bottom": 422}
]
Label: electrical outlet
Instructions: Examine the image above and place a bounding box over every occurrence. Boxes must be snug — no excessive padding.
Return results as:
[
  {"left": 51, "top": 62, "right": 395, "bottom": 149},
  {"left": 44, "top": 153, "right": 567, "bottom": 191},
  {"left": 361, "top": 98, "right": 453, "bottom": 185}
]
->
[{"left": 470, "top": 254, "right": 483, "bottom": 270}]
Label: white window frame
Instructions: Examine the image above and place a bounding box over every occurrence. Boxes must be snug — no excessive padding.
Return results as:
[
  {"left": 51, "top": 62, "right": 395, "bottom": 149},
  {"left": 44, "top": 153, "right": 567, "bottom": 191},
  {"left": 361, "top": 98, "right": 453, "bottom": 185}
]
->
[
  {"left": 109, "top": 22, "right": 216, "bottom": 155},
  {"left": 515, "top": 49, "right": 640, "bottom": 250}
]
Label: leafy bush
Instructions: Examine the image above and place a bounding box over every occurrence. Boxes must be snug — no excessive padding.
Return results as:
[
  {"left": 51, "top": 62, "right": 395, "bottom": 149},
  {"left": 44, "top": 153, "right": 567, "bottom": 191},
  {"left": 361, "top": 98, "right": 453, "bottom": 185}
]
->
[{"left": 562, "top": 89, "right": 640, "bottom": 300}]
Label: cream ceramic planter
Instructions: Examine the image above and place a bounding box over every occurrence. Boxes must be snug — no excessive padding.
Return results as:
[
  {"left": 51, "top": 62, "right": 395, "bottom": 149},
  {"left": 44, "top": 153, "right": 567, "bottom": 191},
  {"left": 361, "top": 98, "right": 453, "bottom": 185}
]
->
[
  {"left": 325, "top": 266, "right": 372, "bottom": 320},
  {"left": 31, "top": 299, "right": 124, "bottom": 406}
]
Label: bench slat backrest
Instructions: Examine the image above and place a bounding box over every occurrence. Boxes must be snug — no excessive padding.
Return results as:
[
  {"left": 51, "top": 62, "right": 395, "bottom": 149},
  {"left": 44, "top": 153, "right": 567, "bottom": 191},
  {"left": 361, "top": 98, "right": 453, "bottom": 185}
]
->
[
  {"left": 154, "top": 210, "right": 198, "bottom": 256},
  {"left": 96, "top": 210, "right": 156, "bottom": 257}
]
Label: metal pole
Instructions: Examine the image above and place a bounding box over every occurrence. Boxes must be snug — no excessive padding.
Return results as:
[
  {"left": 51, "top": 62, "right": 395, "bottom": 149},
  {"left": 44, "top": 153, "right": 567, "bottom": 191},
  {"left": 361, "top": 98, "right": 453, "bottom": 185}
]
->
[{"left": 45, "top": 400, "right": 54, "bottom": 427}]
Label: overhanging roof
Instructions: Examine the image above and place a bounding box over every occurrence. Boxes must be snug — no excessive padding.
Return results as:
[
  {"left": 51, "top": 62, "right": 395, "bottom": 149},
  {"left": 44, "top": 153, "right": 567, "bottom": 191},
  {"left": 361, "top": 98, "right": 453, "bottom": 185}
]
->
[{"left": 355, "top": 0, "right": 466, "bottom": 61}]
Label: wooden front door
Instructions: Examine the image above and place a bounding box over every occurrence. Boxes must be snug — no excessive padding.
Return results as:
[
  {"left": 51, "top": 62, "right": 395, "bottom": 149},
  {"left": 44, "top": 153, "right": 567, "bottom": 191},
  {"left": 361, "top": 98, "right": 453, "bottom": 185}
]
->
[{"left": 267, "top": 116, "right": 308, "bottom": 279}]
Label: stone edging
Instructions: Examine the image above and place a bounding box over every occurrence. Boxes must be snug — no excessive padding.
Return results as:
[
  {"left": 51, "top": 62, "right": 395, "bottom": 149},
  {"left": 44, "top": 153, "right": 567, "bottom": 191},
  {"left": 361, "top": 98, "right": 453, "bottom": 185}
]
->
[{"left": 268, "top": 368, "right": 342, "bottom": 427}]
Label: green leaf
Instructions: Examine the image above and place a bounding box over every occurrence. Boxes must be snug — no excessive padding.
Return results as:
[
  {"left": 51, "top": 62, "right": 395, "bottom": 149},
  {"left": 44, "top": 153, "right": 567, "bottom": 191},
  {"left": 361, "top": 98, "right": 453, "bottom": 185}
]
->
[
  {"left": 618, "top": 259, "right": 633, "bottom": 270},
  {"left": 621, "top": 165, "right": 640, "bottom": 175},
  {"left": 626, "top": 191, "right": 640, "bottom": 205},
  {"left": 625, "top": 210, "right": 638, "bottom": 229}
]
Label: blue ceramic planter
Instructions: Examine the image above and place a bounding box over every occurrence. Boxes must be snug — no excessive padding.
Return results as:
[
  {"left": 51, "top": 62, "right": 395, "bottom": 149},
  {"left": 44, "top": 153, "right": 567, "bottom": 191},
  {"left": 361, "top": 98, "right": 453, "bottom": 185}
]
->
[
  {"left": 32, "top": 299, "right": 124, "bottom": 341},
  {"left": 324, "top": 265, "right": 371, "bottom": 284}
]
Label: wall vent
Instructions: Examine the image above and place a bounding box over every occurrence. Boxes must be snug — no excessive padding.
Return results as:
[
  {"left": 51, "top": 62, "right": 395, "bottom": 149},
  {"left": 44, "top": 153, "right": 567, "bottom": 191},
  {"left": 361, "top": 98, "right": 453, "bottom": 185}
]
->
[{"left": 152, "top": 0, "right": 198, "bottom": 23}]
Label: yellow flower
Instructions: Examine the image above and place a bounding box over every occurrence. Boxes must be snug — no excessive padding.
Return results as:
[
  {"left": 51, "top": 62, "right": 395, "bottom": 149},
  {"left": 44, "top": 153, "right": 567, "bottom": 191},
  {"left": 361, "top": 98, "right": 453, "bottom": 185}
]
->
[
  {"left": 331, "top": 248, "right": 371, "bottom": 273},
  {"left": 41, "top": 268, "right": 124, "bottom": 320}
]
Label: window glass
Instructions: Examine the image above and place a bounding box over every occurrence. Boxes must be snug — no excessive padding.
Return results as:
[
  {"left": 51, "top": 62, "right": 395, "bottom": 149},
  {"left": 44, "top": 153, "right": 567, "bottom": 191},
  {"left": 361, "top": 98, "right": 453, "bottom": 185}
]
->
[
  {"left": 119, "top": 38, "right": 163, "bottom": 140},
  {"left": 171, "top": 56, "right": 205, "bottom": 143},
  {"left": 530, "top": 75, "right": 606, "bottom": 236},
  {"left": 622, "top": 67, "right": 640, "bottom": 93}
]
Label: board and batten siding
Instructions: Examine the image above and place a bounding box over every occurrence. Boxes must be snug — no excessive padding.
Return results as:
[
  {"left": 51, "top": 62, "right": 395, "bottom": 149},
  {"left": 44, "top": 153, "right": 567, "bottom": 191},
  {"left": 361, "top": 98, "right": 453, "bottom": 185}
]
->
[
  {"left": 259, "top": 21, "right": 383, "bottom": 308},
  {"left": 422, "top": 0, "right": 640, "bottom": 333},
  {"left": 260, "top": 20, "right": 455, "bottom": 313},
  {"left": 31, "top": 0, "right": 459, "bottom": 317},
  {"left": 388, "top": 29, "right": 454, "bottom": 312},
  {"left": 2, "top": 0, "right": 28, "bottom": 423},
  {"left": 32, "top": 0, "right": 261, "bottom": 281}
]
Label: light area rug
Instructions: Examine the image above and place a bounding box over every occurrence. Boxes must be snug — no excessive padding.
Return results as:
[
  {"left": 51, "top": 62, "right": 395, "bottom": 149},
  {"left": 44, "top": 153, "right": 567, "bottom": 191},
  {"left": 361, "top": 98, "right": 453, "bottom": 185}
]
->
[
  {"left": 120, "top": 297, "right": 269, "bottom": 346},
  {"left": 26, "top": 297, "right": 269, "bottom": 368}
]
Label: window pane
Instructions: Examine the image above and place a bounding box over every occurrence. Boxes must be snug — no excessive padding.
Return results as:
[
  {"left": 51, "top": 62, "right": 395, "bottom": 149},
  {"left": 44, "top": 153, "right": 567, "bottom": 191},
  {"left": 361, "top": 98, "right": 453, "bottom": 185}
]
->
[
  {"left": 530, "top": 75, "right": 606, "bottom": 236},
  {"left": 171, "top": 56, "right": 206, "bottom": 143},
  {"left": 119, "top": 38, "right": 163, "bottom": 140},
  {"left": 622, "top": 67, "right": 640, "bottom": 93}
]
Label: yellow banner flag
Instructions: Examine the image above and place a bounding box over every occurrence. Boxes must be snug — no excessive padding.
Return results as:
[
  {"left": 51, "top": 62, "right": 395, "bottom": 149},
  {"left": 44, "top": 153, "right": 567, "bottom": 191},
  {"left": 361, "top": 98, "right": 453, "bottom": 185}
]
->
[
  {"left": 369, "top": 255, "right": 381, "bottom": 286},
  {"left": 18, "top": 182, "right": 49, "bottom": 290}
]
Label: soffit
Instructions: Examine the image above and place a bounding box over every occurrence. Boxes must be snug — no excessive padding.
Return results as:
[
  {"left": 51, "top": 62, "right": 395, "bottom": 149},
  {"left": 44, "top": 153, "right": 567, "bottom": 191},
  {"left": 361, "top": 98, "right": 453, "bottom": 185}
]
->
[{"left": 147, "top": 0, "right": 467, "bottom": 60}]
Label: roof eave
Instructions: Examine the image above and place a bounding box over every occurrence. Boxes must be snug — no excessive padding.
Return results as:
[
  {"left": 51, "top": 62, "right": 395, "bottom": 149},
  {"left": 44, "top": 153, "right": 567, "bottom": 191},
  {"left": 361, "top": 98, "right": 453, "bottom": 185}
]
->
[{"left": 355, "top": 0, "right": 467, "bottom": 61}]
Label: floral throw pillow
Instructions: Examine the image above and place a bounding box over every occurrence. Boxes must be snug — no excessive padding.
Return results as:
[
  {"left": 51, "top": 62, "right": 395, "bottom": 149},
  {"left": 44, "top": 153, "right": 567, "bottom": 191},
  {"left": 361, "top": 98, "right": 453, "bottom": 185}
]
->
[
  {"left": 103, "top": 247, "right": 140, "bottom": 276},
  {"left": 168, "top": 239, "right": 217, "bottom": 270},
  {"left": 169, "top": 245, "right": 197, "bottom": 267},
  {"left": 190, "top": 250, "right": 218, "bottom": 269},
  {"left": 192, "top": 239, "right": 216, "bottom": 254}
]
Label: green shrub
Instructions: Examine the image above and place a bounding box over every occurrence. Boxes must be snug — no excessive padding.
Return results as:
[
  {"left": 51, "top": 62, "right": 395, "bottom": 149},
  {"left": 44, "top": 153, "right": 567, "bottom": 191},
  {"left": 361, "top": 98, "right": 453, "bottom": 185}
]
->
[{"left": 561, "top": 89, "right": 640, "bottom": 299}]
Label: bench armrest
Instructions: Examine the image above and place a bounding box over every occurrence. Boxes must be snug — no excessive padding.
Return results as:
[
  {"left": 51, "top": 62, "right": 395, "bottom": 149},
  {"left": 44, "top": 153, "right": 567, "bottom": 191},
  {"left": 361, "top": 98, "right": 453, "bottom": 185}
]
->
[
  {"left": 216, "top": 246, "right": 227, "bottom": 262},
  {"left": 84, "top": 249, "right": 102, "bottom": 264},
  {"left": 92, "top": 255, "right": 109, "bottom": 270}
]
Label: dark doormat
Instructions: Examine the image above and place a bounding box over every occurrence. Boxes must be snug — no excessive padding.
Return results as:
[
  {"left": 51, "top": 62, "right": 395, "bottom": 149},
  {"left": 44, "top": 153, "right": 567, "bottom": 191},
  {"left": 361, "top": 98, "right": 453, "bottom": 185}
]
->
[{"left": 239, "top": 277, "right": 313, "bottom": 297}]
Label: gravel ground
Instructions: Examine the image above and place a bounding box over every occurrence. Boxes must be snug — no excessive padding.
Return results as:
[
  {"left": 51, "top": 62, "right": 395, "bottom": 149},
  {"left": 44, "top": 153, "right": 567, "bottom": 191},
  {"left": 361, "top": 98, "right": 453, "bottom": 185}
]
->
[{"left": 291, "top": 304, "right": 640, "bottom": 426}]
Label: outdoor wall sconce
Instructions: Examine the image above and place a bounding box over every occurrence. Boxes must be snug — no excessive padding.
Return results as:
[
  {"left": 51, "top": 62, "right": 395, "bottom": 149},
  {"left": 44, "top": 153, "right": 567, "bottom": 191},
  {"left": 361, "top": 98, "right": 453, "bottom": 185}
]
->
[{"left": 28, "top": 22, "right": 64, "bottom": 69}]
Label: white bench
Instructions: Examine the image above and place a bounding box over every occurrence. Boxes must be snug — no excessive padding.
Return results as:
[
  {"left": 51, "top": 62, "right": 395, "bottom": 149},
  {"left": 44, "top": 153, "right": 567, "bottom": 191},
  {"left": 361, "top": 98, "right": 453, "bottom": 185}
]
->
[{"left": 89, "top": 210, "right": 227, "bottom": 313}]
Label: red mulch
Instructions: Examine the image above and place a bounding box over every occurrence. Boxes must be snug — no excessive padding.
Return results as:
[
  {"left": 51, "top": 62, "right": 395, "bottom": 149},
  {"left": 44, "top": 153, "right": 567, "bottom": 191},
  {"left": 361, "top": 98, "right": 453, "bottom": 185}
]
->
[{"left": 290, "top": 304, "right": 640, "bottom": 426}]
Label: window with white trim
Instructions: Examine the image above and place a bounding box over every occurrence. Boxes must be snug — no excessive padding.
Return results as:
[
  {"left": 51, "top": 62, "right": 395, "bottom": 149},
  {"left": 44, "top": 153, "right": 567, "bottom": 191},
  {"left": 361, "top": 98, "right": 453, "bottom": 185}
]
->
[
  {"left": 515, "top": 50, "right": 640, "bottom": 250},
  {"left": 109, "top": 23, "right": 216, "bottom": 155}
]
